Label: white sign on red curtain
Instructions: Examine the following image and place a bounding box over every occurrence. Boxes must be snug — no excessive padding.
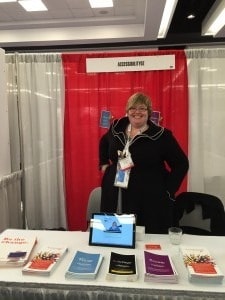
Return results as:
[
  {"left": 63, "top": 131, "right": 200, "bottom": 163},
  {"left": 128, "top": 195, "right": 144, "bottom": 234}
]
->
[{"left": 86, "top": 55, "right": 175, "bottom": 73}]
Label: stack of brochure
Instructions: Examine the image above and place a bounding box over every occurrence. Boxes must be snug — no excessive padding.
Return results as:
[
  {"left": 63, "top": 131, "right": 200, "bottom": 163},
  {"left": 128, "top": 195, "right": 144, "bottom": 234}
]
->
[
  {"left": 0, "top": 230, "right": 37, "bottom": 267},
  {"left": 22, "top": 246, "right": 68, "bottom": 276},
  {"left": 106, "top": 252, "right": 138, "bottom": 282},
  {"left": 180, "top": 246, "right": 224, "bottom": 284},
  {"left": 65, "top": 251, "right": 104, "bottom": 280},
  {"left": 144, "top": 251, "right": 178, "bottom": 283}
]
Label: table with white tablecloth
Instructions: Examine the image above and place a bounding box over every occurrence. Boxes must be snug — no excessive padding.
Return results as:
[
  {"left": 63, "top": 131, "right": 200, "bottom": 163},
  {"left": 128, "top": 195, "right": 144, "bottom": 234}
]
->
[{"left": 0, "top": 228, "right": 225, "bottom": 300}]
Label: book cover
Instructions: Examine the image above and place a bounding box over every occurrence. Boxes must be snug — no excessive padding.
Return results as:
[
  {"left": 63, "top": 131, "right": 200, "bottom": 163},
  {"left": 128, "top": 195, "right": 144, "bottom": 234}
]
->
[
  {"left": 22, "top": 246, "right": 68, "bottom": 276},
  {"left": 106, "top": 252, "right": 138, "bottom": 281},
  {"left": 144, "top": 251, "right": 178, "bottom": 283},
  {"left": 65, "top": 250, "right": 104, "bottom": 279},
  {"left": 0, "top": 231, "right": 37, "bottom": 267},
  {"left": 144, "top": 251, "right": 175, "bottom": 275},
  {"left": 180, "top": 246, "right": 224, "bottom": 284}
]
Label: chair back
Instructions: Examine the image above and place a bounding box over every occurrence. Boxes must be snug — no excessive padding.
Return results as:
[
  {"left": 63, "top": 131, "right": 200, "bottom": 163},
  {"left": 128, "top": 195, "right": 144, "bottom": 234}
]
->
[
  {"left": 86, "top": 187, "right": 102, "bottom": 223},
  {"left": 174, "top": 192, "right": 225, "bottom": 236},
  {"left": 179, "top": 204, "right": 210, "bottom": 232}
]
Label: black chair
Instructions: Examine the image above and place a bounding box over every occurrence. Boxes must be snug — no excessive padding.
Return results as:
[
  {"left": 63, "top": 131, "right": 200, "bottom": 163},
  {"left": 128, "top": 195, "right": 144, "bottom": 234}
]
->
[{"left": 174, "top": 192, "right": 225, "bottom": 236}]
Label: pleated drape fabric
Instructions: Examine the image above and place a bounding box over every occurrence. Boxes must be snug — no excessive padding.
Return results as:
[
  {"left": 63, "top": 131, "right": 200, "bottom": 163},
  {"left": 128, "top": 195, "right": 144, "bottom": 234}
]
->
[{"left": 62, "top": 50, "right": 188, "bottom": 230}]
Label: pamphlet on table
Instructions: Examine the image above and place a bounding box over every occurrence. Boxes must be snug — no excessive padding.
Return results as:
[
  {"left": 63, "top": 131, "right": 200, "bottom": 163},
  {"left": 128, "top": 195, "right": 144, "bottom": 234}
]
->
[
  {"left": 180, "top": 245, "right": 224, "bottom": 284},
  {"left": 22, "top": 245, "right": 68, "bottom": 276},
  {"left": 65, "top": 250, "right": 104, "bottom": 280},
  {"left": 0, "top": 230, "right": 37, "bottom": 267},
  {"left": 144, "top": 250, "right": 178, "bottom": 283},
  {"left": 106, "top": 251, "right": 138, "bottom": 281}
]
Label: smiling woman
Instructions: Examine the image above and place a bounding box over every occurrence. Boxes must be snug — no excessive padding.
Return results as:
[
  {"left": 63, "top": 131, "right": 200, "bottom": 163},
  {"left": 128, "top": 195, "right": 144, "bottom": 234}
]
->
[{"left": 99, "top": 92, "right": 189, "bottom": 234}]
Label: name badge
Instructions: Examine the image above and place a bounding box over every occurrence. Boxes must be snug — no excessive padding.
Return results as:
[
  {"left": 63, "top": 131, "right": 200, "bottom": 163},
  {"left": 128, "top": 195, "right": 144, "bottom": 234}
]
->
[
  {"left": 119, "top": 153, "right": 134, "bottom": 170},
  {"left": 114, "top": 169, "right": 130, "bottom": 188}
]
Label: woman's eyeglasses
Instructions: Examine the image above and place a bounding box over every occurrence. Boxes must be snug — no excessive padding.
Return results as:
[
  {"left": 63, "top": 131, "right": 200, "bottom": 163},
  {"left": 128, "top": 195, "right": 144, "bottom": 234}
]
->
[{"left": 129, "top": 107, "right": 147, "bottom": 113}]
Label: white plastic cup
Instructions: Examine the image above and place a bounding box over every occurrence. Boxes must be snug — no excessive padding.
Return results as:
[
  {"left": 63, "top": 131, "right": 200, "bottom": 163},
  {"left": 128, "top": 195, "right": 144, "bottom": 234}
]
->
[{"left": 168, "top": 227, "right": 183, "bottom": 245}]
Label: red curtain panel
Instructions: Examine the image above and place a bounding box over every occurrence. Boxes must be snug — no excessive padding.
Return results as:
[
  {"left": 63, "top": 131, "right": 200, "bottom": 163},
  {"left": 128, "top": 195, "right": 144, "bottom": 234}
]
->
[{"left": 62, "top": 50, "right": 188, "bottom": 231}]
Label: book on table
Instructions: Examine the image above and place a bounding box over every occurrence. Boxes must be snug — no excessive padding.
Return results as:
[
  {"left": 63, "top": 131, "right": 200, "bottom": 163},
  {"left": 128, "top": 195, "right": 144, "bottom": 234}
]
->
[
  {"left": 106, "top": 251, "right": 138, "bottom": 281},
  {"left": 65, "top": 250, "right": 104, "bottom": 279},
  {"left": 22, "top": 246, "right": 68, "bottom": 276},
  {"left": 143, "top": 251, "right": 178, "bottom": 283},
  {"left": 180, "top": 246, "right": 224, "bottom": 284},
  {"left": 0, "top": 230, "right": 37, "bottom": 267}
]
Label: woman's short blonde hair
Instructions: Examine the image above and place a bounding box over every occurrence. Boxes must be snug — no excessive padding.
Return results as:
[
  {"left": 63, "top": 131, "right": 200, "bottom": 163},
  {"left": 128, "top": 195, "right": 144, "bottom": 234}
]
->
[{"left": 126, "top": 92, "right": 152, "bottom": 116}]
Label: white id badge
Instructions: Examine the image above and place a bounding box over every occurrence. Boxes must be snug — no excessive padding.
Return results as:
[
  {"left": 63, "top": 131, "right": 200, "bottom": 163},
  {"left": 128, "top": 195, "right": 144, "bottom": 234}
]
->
[
  {"left": 114, "top": 168, "right": 130, "bottom": 188},
  {"left": 119, "top": 153, "right": 134, "bottom": 171}
]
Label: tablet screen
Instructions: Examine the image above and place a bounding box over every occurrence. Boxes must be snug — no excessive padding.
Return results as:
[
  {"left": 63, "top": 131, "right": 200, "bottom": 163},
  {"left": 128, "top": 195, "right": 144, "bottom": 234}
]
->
[{"left": 89, "top": 213, "right": 136, "bottom": 248}]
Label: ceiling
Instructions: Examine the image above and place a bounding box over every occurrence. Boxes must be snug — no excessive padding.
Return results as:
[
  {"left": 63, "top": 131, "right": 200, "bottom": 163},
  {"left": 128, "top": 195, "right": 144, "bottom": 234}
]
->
[{"left": 0, "top": 0, "right": 225, "bottom": 51}]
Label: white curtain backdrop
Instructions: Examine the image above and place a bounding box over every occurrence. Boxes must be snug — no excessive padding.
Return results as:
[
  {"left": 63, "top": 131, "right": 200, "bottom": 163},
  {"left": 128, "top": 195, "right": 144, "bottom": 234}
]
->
[
  {"left": 185, "top": 48, "right": 225, "bottom": 206},
  {"left": 0, "top": 170, "right": 23, "bottom": 231},
  {"left": 6, "top": 53, "right": 67, "bottom": 230},
  {"left": 6, "top": 54, "right": 21, "bottom": 172},
  {"left": 5, "top": 48, "right": 225, "bottom": 230}
]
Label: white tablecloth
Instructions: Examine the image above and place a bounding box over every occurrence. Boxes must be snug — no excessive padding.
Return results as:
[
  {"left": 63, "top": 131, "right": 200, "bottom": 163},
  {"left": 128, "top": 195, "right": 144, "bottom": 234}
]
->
[{"left": 0, "top": 229, "right": 225, "bottom": 300}]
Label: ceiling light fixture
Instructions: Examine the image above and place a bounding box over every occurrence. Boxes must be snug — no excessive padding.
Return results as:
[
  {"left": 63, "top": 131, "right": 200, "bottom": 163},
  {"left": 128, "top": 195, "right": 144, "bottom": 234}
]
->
[
  {"left": 187, "top": 14, "right": 195, "bottom": 19},
  {"left": 157, "top": 0, "right": 178, "bottom": 39},
  {"left": 0, "top": 0, "right": 17, "bottom": 2},
  {"left": 202, "top": 0, "right": 225, "bottom": 36},
  {"left": 18, "top": 0, "right": 48, "bottom": 12},
  {"left": 89, "top": 0, "right": 113, "bottom": 9}
]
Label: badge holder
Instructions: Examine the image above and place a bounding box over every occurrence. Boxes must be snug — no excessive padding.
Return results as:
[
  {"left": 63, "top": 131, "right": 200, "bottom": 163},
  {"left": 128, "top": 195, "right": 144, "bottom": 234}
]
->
[
  {"left": 114, "top": 149, "right": 133, "bottom": 189},
  {"left": 114, "top": 168, "right": 131, "bottom": 188}
]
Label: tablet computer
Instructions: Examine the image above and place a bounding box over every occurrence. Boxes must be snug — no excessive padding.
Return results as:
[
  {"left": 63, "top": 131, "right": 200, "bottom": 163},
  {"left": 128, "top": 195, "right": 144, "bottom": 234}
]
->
[{"left": 89, "top": 213, "right": 136, "bottom": 248}]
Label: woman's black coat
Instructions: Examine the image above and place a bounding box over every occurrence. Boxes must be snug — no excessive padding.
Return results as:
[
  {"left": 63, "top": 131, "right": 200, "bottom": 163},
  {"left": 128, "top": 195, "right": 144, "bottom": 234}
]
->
[{"left": 99, "top": 117, "right": 189, "bottom": 233}]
